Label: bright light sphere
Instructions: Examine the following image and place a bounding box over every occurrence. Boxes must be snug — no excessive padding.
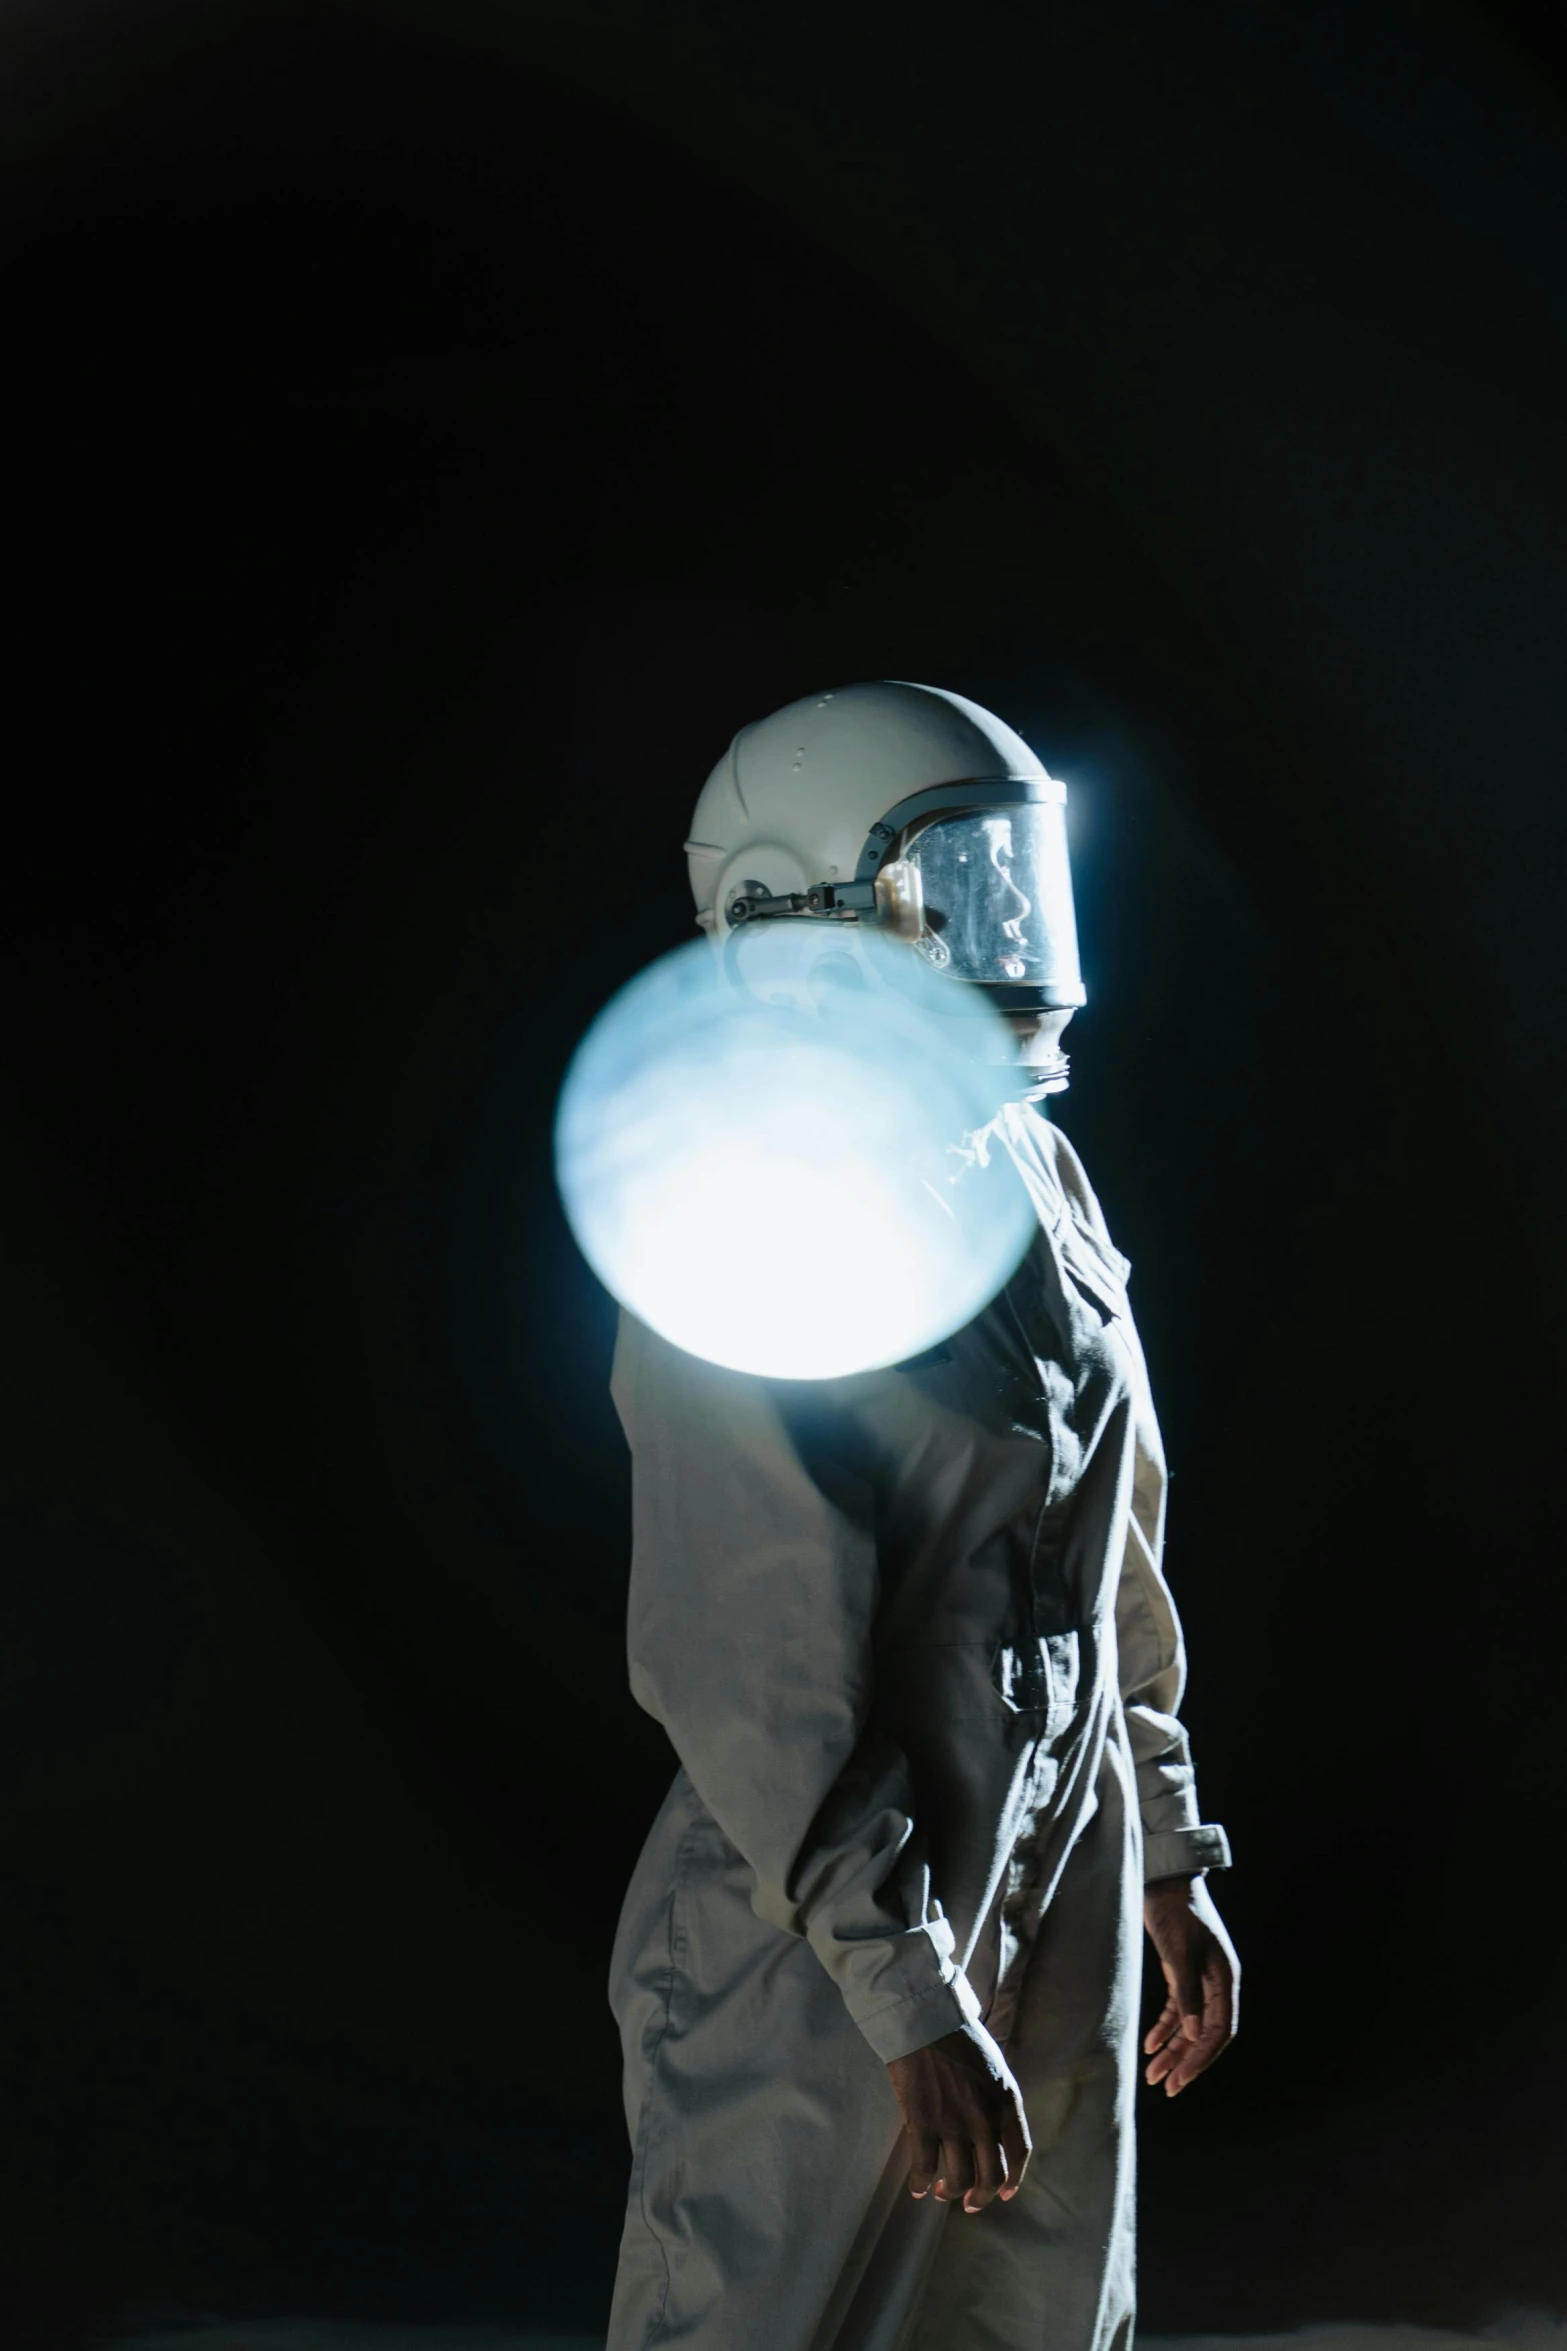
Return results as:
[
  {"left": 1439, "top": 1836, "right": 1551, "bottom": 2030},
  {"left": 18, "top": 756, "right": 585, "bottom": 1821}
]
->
[{"left": 554, "top": 928, "right": 1036, "bottom": 1378}]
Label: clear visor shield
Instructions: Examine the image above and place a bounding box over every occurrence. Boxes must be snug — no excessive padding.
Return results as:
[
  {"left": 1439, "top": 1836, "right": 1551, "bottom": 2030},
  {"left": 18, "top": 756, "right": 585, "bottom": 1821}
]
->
[{"left": 903, "top": 802, "right": 1083, "bottom": 999}]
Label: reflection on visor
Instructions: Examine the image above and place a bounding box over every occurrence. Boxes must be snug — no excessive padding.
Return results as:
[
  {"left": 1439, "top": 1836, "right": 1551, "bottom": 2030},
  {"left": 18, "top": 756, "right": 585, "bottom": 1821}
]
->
[{"left": 903, "top": 803, "right": 1081, "bottom": 989}]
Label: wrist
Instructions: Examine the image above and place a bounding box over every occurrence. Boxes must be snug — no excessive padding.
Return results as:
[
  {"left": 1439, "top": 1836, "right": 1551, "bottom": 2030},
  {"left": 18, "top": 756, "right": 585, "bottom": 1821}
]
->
[{"left": 1143, "top": 1872, "right": 1202, "bottom": 1914}]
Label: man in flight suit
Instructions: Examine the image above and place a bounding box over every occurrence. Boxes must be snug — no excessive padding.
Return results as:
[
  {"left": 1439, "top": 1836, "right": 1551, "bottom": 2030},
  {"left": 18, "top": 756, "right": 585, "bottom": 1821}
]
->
[{"left": 606, "top": 683, "right": 1239, "bottom": 2351}]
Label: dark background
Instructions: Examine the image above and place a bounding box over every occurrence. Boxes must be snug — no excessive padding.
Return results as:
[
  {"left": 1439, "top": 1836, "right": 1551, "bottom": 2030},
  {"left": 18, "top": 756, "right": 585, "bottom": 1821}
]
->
[{"left": 2, "top": 0, "right": 1566, "bottom": 2343}]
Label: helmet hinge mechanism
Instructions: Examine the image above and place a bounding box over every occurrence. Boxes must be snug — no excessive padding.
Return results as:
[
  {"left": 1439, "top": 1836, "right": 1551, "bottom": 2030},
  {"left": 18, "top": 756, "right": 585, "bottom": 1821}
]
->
[
  {"left": 725, "top": 878, "right": 877, "bottom": 924},
  {"left": 726, "top": 863, "right": 923, "bottom": 942}
]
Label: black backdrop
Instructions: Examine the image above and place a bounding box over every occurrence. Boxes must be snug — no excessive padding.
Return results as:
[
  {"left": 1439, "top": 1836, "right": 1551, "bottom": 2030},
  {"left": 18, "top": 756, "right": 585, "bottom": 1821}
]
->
[{"left": 3, "top": 2, "right": 1566, "bottom": 2344}]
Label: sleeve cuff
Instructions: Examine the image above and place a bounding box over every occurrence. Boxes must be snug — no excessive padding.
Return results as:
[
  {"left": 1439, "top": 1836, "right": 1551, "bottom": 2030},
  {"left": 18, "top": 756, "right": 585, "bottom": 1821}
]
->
[
  {"left": 828, "top": 1910, "right": 986, "bottom": 2063},
  {"left": 1143, "top": 1822, "right": 1232, "bottom": 1881},
  {"left": 851, "top": 1965, "right": 984, "bottom": 2063}
]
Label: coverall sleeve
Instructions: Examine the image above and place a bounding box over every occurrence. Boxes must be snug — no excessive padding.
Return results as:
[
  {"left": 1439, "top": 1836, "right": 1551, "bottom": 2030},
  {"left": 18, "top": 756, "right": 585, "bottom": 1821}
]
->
[
  {"left": 612, "top": 1310, "right": 983, "bottom": 2066},
  {"left": 1114, "top": 1364, "right": 1233, "bottom": 1883},
  {"left": 1044, "top": 1120, "right": 1231, "bottom": 1884}
]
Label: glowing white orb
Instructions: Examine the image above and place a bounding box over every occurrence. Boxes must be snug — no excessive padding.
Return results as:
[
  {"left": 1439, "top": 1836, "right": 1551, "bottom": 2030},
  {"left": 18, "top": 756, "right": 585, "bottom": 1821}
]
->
[{"left": 554, "top": 928, "right": 1035, "bottom": 1379}]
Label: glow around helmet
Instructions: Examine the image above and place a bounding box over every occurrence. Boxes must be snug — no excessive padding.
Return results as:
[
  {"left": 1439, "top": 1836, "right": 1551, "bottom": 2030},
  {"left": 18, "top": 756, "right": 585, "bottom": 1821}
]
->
[{"left": 687, "top": 682, "right": 1084, "bottom": 1075}]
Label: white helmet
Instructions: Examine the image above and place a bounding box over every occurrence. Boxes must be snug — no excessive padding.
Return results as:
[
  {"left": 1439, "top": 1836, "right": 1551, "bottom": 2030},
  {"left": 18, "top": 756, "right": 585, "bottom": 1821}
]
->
[{"left": 686, "top": 681, "right": 1085, "bottom": 1089}]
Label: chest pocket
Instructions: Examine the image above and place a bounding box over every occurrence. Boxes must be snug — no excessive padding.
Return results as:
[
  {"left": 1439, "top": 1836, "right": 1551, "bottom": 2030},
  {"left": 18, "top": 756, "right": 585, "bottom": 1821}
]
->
[{"left": 992, "top": 1628, "right": 1081, "bottom": 1739}]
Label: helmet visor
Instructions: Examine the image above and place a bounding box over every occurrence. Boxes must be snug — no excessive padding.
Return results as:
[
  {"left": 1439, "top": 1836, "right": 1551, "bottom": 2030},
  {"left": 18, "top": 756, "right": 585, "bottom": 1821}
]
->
[{"left": 903, "top": 802, "right": 1083, "bottom": 998}]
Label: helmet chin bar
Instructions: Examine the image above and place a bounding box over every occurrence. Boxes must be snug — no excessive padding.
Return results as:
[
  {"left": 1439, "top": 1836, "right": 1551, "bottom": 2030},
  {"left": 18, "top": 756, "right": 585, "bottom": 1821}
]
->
[
  {"left": 1021, "top": 1059, "right": 1070, "bottom": 1099},
  {"left": 1007, "top": 1006, "right": 1075, "bottom": 1099}
]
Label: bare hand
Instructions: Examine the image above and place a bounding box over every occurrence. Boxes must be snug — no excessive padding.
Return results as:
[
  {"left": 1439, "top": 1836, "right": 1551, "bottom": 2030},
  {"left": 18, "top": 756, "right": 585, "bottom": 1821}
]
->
[
  {"left": 885, "top": 2022, "right": 1031, "bottom": 2213},
  {"left": 1142, "top": 1873, "right": 1239, "bottom": 2096}
]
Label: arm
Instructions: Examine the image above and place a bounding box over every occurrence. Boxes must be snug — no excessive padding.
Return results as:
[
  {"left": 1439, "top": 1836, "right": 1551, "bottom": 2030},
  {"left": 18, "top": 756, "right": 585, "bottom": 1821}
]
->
[
  {"left": 1048, "top": 1116, "right": 1233, "bottom": 1880},
  {"left": 615, "top": 1312, "right": 1030, "bottom": 2207},
  {"left": 1114, "top": 1399, "right": 1233, "bottom": 1885},
  {"left": 1115, "top": 1330, "right": 1239, "bottom": 2094},
  {"left": 613, "top": 1310, "right": 980, "bottom": 2064}
]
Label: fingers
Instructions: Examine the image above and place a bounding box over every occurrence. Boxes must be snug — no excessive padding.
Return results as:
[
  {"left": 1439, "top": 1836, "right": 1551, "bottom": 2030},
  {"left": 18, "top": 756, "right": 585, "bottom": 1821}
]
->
[
  {"left": 913, "top": 2109, "right": 1031, "bottom": 2214},
  {"left": 1163, "top": 1955, "right": 1235, "bottom": 2094},
  {"left": 998, "top": 2094, "right": 1032, "bottom": 2203},
  {"left": 1144, "top": 1991, "right": 1192, "bottom": 2085},
  {"left": 1143, "top": 1994, "right": 1183, "bottom": 2061},
  {"left": 935, "top": 2136, "right": 974, "bottom": 2206},
  {"left": 937, "top": 2133, "right": 1009, "bottom": 2216},
  {"left": 1153, "top": 1952, "right": 1237, "bottom": 2096},
  {"left": 893, "top": 2031, "right": 1032, "bottom": 2212},
  {"left": 1167, "top": 1948, "right": 1205, "bottom": 2031},
  {"left": 907, "top": 2127, "right": 940, "bottom": 2200},
  {"left": 958, "top": 2129, "right": 1006, "bottom": 2214}
]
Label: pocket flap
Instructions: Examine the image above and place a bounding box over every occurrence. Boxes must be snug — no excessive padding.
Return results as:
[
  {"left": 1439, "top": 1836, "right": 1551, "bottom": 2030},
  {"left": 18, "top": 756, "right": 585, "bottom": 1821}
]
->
[{"left": 992, "top": 1628, "right": 1082, "bottom": 1735}]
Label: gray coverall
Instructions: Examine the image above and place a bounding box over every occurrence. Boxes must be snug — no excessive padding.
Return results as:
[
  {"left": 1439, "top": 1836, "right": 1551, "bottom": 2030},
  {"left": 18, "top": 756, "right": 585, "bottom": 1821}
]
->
[{"left": 607, "top": 1104, "right": 1229, "bottom": 2351}]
